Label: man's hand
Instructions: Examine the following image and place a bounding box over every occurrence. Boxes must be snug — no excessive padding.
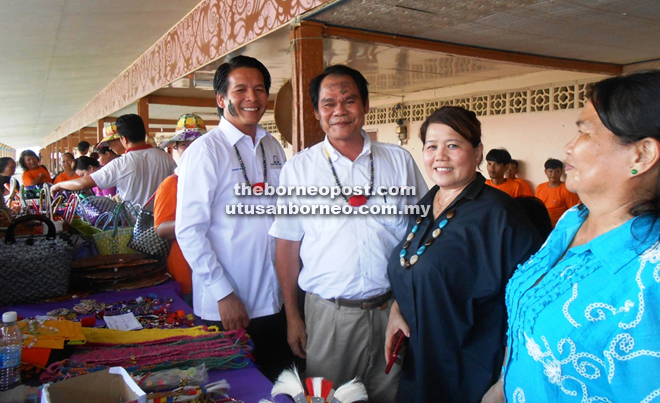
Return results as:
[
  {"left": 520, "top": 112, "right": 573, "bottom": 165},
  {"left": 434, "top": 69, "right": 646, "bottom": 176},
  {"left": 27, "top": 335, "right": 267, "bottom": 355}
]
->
[
  {"left": 287, "top": 314, "right": 307, "bottom": 358},
  {"left": 50, "top": 183, "right": 62, "bottom": 197},
  {"left": 217, "top": 293, "right": 250, "bottom": 330}
]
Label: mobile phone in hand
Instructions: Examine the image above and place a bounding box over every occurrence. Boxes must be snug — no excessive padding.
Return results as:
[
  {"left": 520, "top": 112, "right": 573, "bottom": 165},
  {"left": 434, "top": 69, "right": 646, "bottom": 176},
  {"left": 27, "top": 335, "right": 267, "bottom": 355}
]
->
[{"left": 385, "top": 330, "right": 406, "bottom": 374}]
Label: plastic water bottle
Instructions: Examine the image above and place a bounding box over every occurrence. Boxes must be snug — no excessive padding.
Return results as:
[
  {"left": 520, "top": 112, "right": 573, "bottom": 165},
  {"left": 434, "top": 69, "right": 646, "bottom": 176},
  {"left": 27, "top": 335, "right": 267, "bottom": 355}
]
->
[{"left": 0, "top": 311, "right": 22, "bottom": 391}]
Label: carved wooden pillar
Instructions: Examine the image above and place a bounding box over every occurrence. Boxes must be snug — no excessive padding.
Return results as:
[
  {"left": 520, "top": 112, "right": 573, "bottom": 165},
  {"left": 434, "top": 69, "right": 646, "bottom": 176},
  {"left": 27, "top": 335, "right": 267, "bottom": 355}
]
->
[{"left": 291, "top": 21, "right": 325, "bottom": 152}]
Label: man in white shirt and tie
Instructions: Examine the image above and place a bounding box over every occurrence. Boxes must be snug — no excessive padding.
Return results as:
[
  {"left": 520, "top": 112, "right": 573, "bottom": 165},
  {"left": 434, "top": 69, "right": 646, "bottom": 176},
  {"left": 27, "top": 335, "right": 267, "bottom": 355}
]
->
[
  {"left": 175, "top": 55, "right": 291, "bottom": 381},
  {"left": 270, "top": 65, "right": 428, "bottom": 402}
]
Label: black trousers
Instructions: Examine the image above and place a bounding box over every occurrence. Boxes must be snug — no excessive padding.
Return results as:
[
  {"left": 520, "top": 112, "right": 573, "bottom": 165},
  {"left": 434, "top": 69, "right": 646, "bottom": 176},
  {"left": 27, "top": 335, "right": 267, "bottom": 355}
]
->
[{"left": 203, "top": 308, "right": 295, "bottom": 382}]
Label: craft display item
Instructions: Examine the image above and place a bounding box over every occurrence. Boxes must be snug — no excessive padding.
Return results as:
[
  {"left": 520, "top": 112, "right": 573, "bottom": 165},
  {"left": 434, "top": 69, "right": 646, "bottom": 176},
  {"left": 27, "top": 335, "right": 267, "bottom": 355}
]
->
[
  {"left": 127, "top": 190, "right": 172, "bottom": 258},
  {"left": 269, "top": 367, "right": 368, "bottom": 403},
  {"left": 41, "top": 329, "right": 254, "bottom": 382},
  {"left": 45, "top": 294, "right": 195, "bottom": 329},
  {"left": 0, "top": 214, "right": 74, "bottom": 305}
]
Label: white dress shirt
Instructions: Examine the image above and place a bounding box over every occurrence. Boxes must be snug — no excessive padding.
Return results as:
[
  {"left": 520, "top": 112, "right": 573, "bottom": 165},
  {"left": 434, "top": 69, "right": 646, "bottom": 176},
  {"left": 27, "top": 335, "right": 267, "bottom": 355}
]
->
[
  {"left": 90, "top": 145, "right": 176, "bottom": 210},
  {"left": 269, "top": 132, "right": 428, "bottom": 300},
  {"left": 176, "top": 118, "right": 286, "bottom": 321}
]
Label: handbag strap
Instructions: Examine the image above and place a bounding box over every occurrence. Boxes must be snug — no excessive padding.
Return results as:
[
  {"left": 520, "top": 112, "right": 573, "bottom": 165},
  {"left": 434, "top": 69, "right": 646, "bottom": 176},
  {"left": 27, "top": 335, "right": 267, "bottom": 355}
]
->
[{"left": 143, "top": 190, "right": 158, "bottom": 209}]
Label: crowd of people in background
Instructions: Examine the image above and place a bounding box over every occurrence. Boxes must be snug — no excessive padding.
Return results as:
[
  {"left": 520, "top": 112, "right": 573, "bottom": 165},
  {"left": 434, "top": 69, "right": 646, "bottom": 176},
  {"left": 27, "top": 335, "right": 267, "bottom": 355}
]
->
[{"left": 2, "top": 57, "right": 659, "bottom": 402}]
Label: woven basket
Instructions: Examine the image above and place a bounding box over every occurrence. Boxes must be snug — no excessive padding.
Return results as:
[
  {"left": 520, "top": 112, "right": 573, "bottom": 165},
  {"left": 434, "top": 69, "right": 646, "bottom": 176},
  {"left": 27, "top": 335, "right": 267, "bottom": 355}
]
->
[{"left": 0, "top": 215, "right": 74, "bottom": 305}]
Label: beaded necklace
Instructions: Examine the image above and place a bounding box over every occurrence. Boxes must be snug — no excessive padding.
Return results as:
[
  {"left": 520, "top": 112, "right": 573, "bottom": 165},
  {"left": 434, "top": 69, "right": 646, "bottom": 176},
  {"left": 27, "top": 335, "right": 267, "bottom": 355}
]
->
[
  {"left": 234, "top": 142, "right": 267, "bottom": 192},
  {"left": 399, "top": 209, "right": 456, "bottom": 269},
  {"left": 323, "top": 147, "right": 374, "bottom": 207}
]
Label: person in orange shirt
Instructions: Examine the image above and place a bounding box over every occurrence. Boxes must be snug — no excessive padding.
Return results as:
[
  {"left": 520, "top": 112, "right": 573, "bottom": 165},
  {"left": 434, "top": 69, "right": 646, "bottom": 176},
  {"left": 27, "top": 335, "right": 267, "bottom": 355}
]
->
[
  {"left": 535, "top": 158, "right": 580, "bottom": 227},
  {"left": 153, "top": 113, "right": 207, "bottom": 306},
  {"left": 53, "top": 152, "right": 80, "bottom": 184},
  {"left": 505, "top": 159, "right": 534, "bottom": 196},
  {"left": 19, "top": 150, "right": 52, "bottom": 186},
  {"left": 485, "top": 149, "right": 526, "bottom": 197}
]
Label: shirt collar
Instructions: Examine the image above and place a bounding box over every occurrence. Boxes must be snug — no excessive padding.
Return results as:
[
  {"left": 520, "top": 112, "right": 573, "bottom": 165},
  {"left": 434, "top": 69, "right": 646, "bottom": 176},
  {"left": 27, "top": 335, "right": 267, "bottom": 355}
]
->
[
  {"left": 322, "top": 130, "right": 371, "bottom": 162},
  {"left": 582, "top": 212, "right": 658, "bottom": 274},
  {"left": 421, "top": 171, "right": 486, "bottom": 207},
  {"left": 125, "top": 144, "right": 152, "bottom": 153},
  {"left": 220, "top": 117, "right": 269, "bottom": 149}
]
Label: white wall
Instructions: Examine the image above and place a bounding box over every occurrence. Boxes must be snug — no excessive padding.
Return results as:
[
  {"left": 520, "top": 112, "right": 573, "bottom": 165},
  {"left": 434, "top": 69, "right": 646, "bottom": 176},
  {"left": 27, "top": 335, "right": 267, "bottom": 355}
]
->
[{"left": 366, "top": 107, "right": 581, "bottom": 191}]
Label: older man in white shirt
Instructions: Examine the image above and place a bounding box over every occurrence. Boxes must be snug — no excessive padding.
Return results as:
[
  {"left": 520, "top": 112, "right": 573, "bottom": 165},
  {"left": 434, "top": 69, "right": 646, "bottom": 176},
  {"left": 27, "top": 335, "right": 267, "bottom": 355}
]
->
[
  {"left": 270, "top": 65, "right": 427, "bottom": 402},
  {"left": 175, "top": 55, "right": 291, "bottom": 381}
]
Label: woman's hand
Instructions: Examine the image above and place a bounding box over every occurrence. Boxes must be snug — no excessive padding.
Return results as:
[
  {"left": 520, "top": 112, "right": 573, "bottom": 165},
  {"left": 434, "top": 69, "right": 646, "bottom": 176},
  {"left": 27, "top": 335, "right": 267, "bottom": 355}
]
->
[
  {"left": 481, "top": 379, "right": 504, "bottom": 403},
  {"left": 384, "top": 300, "right": 410, "bottom": 362},
  {"left": 29, "top": 172, "right": 47, "bottom": 186}
]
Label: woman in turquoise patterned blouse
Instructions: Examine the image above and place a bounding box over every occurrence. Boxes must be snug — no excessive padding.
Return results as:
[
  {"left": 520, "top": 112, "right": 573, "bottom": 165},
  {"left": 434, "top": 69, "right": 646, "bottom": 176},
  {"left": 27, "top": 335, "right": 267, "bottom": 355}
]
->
[{"left": 482, "top": 70, "right": 660, "bottom": 402}]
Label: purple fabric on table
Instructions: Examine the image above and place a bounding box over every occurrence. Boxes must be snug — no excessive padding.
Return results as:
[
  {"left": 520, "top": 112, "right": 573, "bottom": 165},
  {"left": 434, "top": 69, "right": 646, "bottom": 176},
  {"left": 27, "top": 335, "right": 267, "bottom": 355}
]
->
[
  {"left": 0, "top": 280, "right": 279, "bottom": 403},
  {"left": 93, "top": 186, "right": 117, "bottom": 197}
]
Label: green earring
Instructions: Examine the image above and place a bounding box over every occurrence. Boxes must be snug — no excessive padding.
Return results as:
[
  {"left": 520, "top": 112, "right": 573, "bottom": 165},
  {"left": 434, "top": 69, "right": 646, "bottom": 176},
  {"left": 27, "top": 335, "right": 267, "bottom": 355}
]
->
[{"left": 632, "top": 169, "right": 638, "bottom": 175}]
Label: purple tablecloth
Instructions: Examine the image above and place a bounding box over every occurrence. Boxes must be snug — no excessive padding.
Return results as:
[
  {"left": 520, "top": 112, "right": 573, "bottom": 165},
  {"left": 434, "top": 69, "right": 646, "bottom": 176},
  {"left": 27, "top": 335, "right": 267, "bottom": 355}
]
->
[{"left": 0, "top": 280, "right": 282, "bottom": 403}]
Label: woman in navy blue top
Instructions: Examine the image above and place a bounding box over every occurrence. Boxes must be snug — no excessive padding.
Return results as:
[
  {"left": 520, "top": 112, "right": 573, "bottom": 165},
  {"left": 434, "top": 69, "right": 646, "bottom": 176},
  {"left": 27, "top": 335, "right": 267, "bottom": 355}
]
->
[{"left": 385, "top": 106, "right": 541, "bottom": 402}]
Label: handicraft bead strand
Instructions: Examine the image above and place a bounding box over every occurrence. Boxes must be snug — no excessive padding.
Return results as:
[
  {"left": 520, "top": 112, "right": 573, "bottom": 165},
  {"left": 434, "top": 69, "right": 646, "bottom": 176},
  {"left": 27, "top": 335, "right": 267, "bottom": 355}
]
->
[
  {"left": 324, "top": 148, "right": 374, "bottom": 207},
  {"left": 234, "top": 142, "right": 267, "bottom": 192},
  {"left": 399, "top": 210, "right": 456, "bottom": 269}
]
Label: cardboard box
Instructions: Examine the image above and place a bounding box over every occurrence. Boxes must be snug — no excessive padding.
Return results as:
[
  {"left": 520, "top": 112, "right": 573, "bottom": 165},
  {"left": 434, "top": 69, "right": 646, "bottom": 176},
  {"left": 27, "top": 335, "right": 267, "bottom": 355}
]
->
[{"left": 41, "top": 367, "right": 146, "bottom": 403}]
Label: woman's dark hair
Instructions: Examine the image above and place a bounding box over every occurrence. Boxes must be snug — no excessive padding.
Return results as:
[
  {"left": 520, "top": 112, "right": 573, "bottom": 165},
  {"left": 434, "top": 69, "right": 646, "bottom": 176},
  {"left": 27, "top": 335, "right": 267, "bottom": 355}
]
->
[
  {"left": 18, "top": 150, "right": 38, "bottom": 171},
  {"left": 544, "top": 158, "right": 564, "bottom": 170},
  {"left": 588, "top": 70, "right": 660, "bottom": 216},
  {"left": 420, "top": 106, "right": 482, "bottom": 148},
  {"left": 309, "top": 65, "right": 369, "bottom": 112},
  {"left": 0, "top": 157, "right": 14, "bottom": 174},
  {"left": 93, "top": 145, "right": 117, "bottom": 156},
  {"left": 213, "top": 55, "right": 271, "bottom": 117},
  {"left": 61, "top": 152, "right": 74, "bottom": 160},
  {"left": 75, "top": 156, "right": 101, "bottom": 171},
  {"left": 513, "top": 196, "right": 553, "bottom": 241}
]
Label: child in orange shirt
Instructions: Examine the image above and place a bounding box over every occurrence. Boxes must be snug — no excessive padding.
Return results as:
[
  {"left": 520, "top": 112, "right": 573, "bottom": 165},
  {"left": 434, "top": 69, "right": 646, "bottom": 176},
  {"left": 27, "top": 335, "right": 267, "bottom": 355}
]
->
[
  {"left": 535, "top": 158, "right": 580, "bottom": 227},
  {"left": 485, "top": 148, "right": 526, "bottom": 197}
]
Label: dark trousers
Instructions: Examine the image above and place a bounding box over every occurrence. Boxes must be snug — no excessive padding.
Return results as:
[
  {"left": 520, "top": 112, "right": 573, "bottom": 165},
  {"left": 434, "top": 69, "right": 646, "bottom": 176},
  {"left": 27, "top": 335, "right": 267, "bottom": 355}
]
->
[{"left": 203, "top": 308, "right": 295, "bottom": 382}]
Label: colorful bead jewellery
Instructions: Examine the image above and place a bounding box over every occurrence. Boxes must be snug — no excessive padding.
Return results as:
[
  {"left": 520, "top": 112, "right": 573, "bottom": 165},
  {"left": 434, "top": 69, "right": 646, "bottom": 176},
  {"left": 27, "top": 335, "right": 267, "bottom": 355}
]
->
[
  {"left": 234, "top": 142, "right": 267, "bottom": 192},
  {"left": 323, "top": 147, "right": 374, "bottom": 207},
  {"left": 399, "top": 209, "right": 456, "bottom": 269}
]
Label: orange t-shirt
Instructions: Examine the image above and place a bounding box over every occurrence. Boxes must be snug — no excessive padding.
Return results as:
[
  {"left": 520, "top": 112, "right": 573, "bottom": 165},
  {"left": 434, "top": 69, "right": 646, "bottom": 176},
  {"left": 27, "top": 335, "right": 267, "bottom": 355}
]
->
[
  {"left": 514, "top": 178, "right": 534, "bottom": 197},
  {"left": 21, "top": 166, "right": 52, "bottom": 186},
  {"left": 485, "top": 178, "right": 525, "bottom": 198},
  {"left": 153, "top": 174, "right": 192, "bottom": 295},
  {"left": 535, "top": 182, "right": 580, "bottom": 227},
  {"left": 53, "top": 171, "right": 80, "bottom": 184}
]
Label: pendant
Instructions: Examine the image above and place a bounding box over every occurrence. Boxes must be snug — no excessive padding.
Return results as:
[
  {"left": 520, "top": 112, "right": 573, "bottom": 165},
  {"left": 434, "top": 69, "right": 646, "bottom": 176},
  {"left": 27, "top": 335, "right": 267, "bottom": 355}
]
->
[
  {"left": 252, "top": 182, "right": 265, "bottom": 193},
  {"left": 349, "top": 195, "right": 367, "bottom": 207}
]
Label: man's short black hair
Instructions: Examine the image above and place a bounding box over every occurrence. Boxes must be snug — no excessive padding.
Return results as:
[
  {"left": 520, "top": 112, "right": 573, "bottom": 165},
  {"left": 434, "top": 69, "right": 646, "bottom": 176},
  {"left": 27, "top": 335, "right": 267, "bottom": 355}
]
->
[
  {"left": 485, "top": 148, "right": 511, "bottom": 164},
  {"left": 213, "top": 55, "right": 271, "bottom": 118},
  {"left": 509, "top": 159, "right": 519, "bottom": 167},
  {"left": 544, "top": 158, "right": 564, "bottom": 170},
  {"left": 77, "top": 141, "right": 90, "bottom": 153},
  {"left": 115, "top": 114, "right": 146, "bottom": 144},
  {"left": 309, "top": 65, "right": 369, "bottom": 112}
]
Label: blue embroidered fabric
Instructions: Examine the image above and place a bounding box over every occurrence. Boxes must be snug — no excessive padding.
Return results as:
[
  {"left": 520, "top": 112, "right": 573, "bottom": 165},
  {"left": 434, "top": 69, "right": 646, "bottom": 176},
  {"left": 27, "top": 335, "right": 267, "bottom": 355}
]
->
[{"left": 504, "top": 206, "right": 660, "bottom": 402}]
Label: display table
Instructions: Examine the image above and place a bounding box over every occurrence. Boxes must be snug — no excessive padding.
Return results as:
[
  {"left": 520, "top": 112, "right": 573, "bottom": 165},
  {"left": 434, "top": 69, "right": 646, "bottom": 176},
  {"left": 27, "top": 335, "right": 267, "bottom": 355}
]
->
[{"left": 0, "top": 280, "right": 285, "bottom": 403}]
